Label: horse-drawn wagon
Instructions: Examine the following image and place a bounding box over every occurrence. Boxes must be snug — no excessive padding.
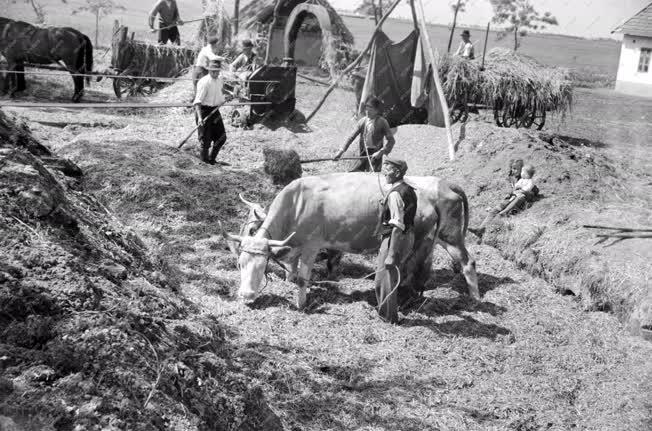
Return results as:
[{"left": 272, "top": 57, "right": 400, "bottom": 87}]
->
[
  {"left": 109, "top": 23, "right": 196, "bottom": 99},
  {"left": 441, "top": 48, "right": 572, "bottom": 131}
]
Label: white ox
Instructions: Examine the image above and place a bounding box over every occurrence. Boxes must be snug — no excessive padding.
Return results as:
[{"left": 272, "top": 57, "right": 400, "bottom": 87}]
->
[{"left": 222, "top": 173, "right": 480, "bottom": 308}]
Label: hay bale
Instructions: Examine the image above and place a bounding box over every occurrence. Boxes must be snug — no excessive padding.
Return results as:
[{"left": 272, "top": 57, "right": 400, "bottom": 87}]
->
[{"left": 262, "top": 147, "right": 302, "bottom": 186}]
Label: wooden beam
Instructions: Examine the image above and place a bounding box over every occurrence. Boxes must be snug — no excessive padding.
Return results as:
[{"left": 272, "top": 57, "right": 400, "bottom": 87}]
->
[
  {"left": 305, "top": 0, "right": 403, "bottom": 123},
  {"left": 481, "top": 22, "right": 490, "bottom": 70},
  {"left": 415, "top": 0, "right": 456, "bottom": 161},
  {"left": 0, "top": 102, "right": 272, "bottom": 109}
]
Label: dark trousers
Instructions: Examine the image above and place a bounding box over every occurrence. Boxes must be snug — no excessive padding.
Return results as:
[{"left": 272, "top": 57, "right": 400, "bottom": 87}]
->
[
  {"left": 158, "top": 26, "right": 180, "bottom": 45},
  {"left": 349, "top": 147, "right": 382, "bottom": 173},
  {"left": 374, "top": 229, "right": 414, "bottom": 323},
  {"left": 196, "top": 106, "right": 227, "bottom": 163}
]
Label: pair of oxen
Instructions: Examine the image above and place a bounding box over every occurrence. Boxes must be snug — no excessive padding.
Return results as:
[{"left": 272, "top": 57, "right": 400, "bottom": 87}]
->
[{"left": 221, "top": 172, "right": 480, "bottom": 319}]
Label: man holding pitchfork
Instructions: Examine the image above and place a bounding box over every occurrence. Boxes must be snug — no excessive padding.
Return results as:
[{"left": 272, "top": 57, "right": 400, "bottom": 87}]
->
[
  {"left": 193, "top": 59, "right": 227, "bottom": 165},
  {"left": 149, "top": 0, "right": 184, "bottom": 45}
]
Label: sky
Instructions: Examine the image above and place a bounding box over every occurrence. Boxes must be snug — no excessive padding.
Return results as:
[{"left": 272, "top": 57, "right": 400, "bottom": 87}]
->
[{"left": 328, "top": 0, "right": 651, "bottom": 39}]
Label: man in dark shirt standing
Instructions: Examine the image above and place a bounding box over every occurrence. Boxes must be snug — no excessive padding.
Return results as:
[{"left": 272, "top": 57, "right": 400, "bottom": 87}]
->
[
  {"left": 375, "top": 158, "right": 417, "bottom": 324},
  {"left": 149, "top": 0, "right": 183, "bottom": 45}
]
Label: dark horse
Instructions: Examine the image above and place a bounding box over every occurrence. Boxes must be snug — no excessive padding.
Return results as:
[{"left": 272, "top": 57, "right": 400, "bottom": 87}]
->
[{"left": 0, "top": 17, "right": 93, "bottom": 102}]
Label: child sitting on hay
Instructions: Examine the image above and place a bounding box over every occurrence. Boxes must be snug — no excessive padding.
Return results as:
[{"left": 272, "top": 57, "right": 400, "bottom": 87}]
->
[{"left": 470, "top": 163, "right": 539, "bottom": 238}]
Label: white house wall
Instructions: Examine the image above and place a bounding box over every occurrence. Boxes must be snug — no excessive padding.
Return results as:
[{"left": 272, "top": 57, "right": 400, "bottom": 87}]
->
[{"left": 616, "top": 34, "right": 652, "bottom": 97}]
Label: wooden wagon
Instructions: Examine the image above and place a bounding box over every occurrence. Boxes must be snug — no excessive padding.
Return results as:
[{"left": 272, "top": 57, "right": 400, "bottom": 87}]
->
[{"left": 109, "top": 23, "right": 196, "bottom": 99}]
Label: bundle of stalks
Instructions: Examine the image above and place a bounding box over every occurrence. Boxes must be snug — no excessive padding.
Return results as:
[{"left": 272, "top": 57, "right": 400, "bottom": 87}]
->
[
  {"left": 437, "top": 47, "right": 573, "bottom": 115},
  {"left": 114, "top": 41, "right": 197, "bottom": 78}
]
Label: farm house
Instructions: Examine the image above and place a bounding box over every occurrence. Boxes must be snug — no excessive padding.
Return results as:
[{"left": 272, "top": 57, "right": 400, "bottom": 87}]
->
[
  {"left": 612, "top": 2, "right": 652, "bottom": 97},
  {"left": 238, "top": 0, "right": 354, "bottom": 69}
]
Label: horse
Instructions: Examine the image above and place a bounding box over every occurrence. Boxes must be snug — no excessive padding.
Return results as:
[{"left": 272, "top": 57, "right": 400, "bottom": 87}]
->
[{"left": 0, "top": 17, "right": 93, "bottom": 102}]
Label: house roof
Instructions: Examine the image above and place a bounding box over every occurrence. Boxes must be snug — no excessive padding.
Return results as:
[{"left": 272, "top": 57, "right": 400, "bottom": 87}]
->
[
  {"left": 239, "top": 0, "right": 354, "bottom": 45},
  {"left": 612, "top": 2, "right": 652, "bottom": 37}
]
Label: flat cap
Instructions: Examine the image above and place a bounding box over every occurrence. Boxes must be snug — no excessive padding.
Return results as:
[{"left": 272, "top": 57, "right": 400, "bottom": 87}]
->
[{"left": 383, "top": 157, "right": 408, "bottom": 173}]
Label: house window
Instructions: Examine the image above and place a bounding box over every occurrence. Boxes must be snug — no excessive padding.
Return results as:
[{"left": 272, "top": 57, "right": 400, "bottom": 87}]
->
[{"left": 639, "top": 48, "right": 651, "bottom": 73}]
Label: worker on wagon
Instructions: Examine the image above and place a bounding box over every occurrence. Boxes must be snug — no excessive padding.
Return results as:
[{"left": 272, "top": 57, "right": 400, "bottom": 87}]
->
[
  {"left": 470, "top": 164, "right": 538, "bottom": 238},
  {"left": 455, "top": 30, "right": 475, "bottom": 60},
  {"left": 375, "top": 158, "right": 417, "bottom": 324},
  {"left": 193, "top": 58, "right": 227, "bottom": 165},
  {"left": 333, "top": 95, "right": 395, "bottom": 173},
  {"left": 149, "top": 0, "right": 183, "bottom": 45},
  {"left": 192, "top": 34, "right": 222, "bottom": 97},
  {"left": 230, "top": 39, "right": 257, "bottom": 74}
]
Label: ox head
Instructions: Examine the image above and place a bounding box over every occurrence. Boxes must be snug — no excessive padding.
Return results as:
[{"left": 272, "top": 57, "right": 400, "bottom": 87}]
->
[
  {"left": 238, "top": 193, "right": 267, "bottom": 237},
  {"left": 220, "top": 222, "right": 295, "bottom": 301}
]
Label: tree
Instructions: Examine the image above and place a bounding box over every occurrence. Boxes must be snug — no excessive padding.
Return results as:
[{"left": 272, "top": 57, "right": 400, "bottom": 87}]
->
[
  {"left": 72, "top": 0, "right": 126, "bottom": 47},
  {"left": 355, "top": 0, "right": 379, "bottom": 24},
  {"left": 490, "top": 0, "right": 558, "bottom": 51},
  {"left": 8, "top": 0, "right": 61, "bottom": 24},
  {"left": 447, "top": 0, "right": 467, "bottom": 53}
]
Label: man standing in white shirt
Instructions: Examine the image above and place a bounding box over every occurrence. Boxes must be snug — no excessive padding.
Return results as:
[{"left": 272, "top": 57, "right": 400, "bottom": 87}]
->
[
  {"left": 375, "top": 158, "right": 417, "bottom": 323},
  {"left": 193, "top": 59, "right": 227, "bottom": 165},
  {"left": 455, "top": 30, "right": 475, "bottom": 59}
]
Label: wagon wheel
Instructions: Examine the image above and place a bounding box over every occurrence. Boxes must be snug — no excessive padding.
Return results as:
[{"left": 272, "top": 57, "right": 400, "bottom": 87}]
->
[
  {"left": 501, "top": 105, "right": 517, "bottom": 128},
  {"left": 112, "top": 77, "right": 133, "bottom": 99},
  {"left": 113, "top": 77, "right": 161, "bottom": 99},
  {"left": 493, "top": 101, "right": 505, "bottom": 127},
  {"left": 532, "top": 109, "right": 546, "bottom": 130},
  {"left": 515, "top": 107, "right": 535, "bottom": 128},
  {"left": 449, "top": 102, "right": 469, "bottom": 124}
]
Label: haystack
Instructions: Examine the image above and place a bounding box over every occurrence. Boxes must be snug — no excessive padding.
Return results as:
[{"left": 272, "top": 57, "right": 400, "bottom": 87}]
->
[
  {"left": 238, "top": 0, "right": 354, "bottom": 70},
  {"left": 438, "top": 47, "right": 573, "bottom": 115},
  {"left": 197, "top": 0, "right": 233, "bottom": 51}
]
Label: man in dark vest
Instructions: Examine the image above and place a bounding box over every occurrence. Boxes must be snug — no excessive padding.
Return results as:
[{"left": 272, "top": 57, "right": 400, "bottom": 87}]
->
[{"left": 375, "top": 157, "right": 417, "bottom": 323}]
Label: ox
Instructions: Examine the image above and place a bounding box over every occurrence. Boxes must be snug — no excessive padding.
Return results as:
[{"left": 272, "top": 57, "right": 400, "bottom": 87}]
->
[{"left": 221, "top": 173, "right": 480, "bottom": 310}]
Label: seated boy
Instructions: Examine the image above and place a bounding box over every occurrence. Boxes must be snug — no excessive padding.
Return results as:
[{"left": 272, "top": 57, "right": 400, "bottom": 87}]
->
[{"left": 470, "top": 164, "right": 538, "bottom": 238}]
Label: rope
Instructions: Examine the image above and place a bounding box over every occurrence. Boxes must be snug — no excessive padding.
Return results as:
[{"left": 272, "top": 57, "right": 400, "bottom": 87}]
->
[{"left": 0, "top": 69, "right": 279, "bottom": 83}]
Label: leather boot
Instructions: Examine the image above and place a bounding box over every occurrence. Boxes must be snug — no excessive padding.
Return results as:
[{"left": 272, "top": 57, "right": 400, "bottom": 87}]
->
[{"left": 200, "top": 144, "right": 210, "bottom": 163}]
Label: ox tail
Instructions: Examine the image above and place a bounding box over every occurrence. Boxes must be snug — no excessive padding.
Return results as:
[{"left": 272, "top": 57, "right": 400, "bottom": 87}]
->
[
  {"left": 81, "top": 34, "right": 93, "bottom": 85},
  {"left": 449, "top": 183, "right": 469, "bottom": 236}
]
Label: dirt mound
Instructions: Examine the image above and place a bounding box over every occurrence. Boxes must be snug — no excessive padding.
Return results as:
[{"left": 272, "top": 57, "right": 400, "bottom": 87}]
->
[
  {"left": 0, "top": 112, "right": 282, "bottom": 430},
  {"left": 432, "top": 122, "right": 652, "bottom": 333}
]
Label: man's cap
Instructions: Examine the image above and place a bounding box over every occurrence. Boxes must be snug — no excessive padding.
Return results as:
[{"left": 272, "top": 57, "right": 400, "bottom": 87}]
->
[
  {"left": 383, "top": 157, "right": 408, "bottom": 173},
  {"left": 461, "top": 30, "right": 471, "bottom": 37},
  {"left": 207, "top": 58, "right": 224, "bottom": 71},
  {"left": 364, "top": 95, "right": 382, "bottom": 110},
  {"left": 208, "top": 34, "right": 219, "bottom": 44},
  {"left": 242, "top": 39, "right": 254, "bottom": 48}
]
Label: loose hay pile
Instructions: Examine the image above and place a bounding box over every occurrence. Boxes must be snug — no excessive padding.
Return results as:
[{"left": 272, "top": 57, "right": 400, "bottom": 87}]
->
[
  {"left": 262, "top": 146, "right": 303, "bottom": 186},
  {"left": 197, "top": 0, "right": 233, "bottom": 51},
  {"left": 438, "top": 48, "right": 573, "bottom": 115}
]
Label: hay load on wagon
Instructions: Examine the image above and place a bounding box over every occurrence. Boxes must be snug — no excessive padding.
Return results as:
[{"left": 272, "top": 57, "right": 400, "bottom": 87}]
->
[{"left": 438, "top": 47, "right": 573, "bottom": 129}]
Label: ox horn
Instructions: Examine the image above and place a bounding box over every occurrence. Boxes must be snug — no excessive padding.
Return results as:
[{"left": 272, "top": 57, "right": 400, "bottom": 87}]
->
[
  {"left": 239, "top": 193, "right": 257, "bottom": 208},
  {"left": 267, "top": 232, "right": 296, "bottom": 247},
  {"left": 218, "top": 221, "right": 242, "bottom": 243}
]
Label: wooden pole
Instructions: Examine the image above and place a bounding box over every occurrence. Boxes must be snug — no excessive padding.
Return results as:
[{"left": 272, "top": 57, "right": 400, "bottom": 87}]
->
[
  {"left": 0, "top": 102, "right": 272, "bottom": 109},
  {"left": 447, "top": 0, "right": 462, "bottom": 53},
  {"left": 481, "top": 21, "right": 490, "bottom": 70},
  {"left": 415, "top": 0, "right": 456, "bottom": 161},
  {"left": 305, "top": 0, "right": 403, "bottom": 123},
  {"left": 300, "top": 156, "right": 366, "bottom": 164},
  {"left": 265, "top": 0, "right": 282, "bottom": 64},
  {"left": 233, "top": 0, "right": 240, "bottom": 36}
]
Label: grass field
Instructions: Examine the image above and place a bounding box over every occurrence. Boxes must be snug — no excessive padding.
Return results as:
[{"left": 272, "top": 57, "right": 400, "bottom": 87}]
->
[{"left": 4, "top": 0, "right": 621, "bottom": 86}]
